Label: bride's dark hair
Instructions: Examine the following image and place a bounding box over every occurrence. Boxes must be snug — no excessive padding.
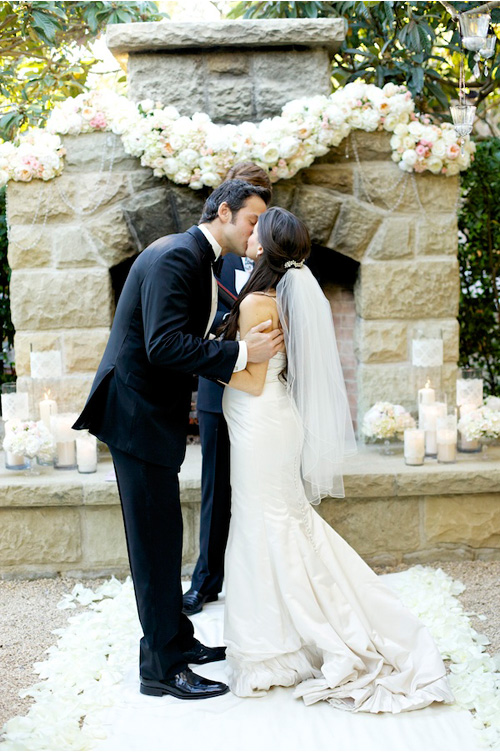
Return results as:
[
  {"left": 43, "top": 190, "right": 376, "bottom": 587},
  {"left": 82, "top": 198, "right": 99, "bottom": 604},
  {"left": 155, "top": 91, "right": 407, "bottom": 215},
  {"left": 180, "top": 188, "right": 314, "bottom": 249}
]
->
[{"left": 221, "top": 207, "right": 311, "bottom": 341}]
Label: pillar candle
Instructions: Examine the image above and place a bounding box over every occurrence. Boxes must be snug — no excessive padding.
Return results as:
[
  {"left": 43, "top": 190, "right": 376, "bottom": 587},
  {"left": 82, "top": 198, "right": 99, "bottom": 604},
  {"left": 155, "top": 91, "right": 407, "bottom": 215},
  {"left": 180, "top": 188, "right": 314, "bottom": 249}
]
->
[
  {"left": 437, "top": 429, "right": 457, "bottom": 463},
  {"left": 404, "top": 429, "right": 425, "bottom": 466},
  {"left": 76, "top": 434, "right": 97, "bottom": 474},
  {"left": 39, "top": 395, "right": 58, "bottom": 431},
  {"left": 418, "top": 382, "right": 435, "bottom": 428},
  {"left": 421, "top": 402, "right": 447, "bottom": 456}
]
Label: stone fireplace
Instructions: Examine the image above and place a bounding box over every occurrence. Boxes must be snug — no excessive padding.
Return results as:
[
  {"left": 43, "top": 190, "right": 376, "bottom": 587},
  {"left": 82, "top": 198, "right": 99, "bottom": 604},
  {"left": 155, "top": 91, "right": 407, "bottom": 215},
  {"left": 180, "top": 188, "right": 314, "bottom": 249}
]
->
[{"left": 7, "top": 18, "right": 460, "bottom": 431}]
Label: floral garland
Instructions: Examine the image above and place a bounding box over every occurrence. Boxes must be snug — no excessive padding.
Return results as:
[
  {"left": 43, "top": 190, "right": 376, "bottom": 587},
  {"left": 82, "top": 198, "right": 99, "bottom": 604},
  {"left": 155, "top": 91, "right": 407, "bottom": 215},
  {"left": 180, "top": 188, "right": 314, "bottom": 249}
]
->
[
  {"left": 0, "top": 82, "right": 475, "bottom": 191},
  {"left": 1, "top": 567, "right": 498, "bottom": 749}
]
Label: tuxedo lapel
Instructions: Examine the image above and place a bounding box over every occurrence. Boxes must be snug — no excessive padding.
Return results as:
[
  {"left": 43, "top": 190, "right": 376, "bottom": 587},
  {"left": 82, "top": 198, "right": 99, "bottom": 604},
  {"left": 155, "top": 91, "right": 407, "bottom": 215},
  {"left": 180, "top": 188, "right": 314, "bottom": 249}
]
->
[{"left": 186, "top": 226, "right": 215, "bottom": 335}]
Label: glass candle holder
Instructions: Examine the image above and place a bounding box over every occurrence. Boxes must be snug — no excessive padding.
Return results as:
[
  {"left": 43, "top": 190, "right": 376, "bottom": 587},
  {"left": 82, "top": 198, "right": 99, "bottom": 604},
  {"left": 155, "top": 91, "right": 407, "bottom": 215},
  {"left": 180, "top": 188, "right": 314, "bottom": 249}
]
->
[
  {"left": 460, "top": 12, "right": 491, "bottom": 50},
  {"left": 30, "top": 348, "right": 63, "bottom": 380},
  {"left": 1, "top": 383, "right": 29, "bottom": 422},
  {"left": 450, "top": 104, "right": 476, "bottom": 138},
  {"left": 404, "top": 429, "right": 425, "bottom": 466},
  {"left": 457, "top": 404, "right": 482, "bottom": 453},
  {"left": 51, "top": 413, "right": 78, "bottom": 470},
  {"left": 5, "top": 451, "right": 28, "bottom": 471},
  {"left": 456, "top": 367, "right": 483, "bottom": 409},
  {"left": 436, "top": 414, "right": 457, "bottom": 464},
  {"left": 76, "top": 432, "right": 97, "bottom": 474},
  {"left": 420, "top": 400, "right": 447, "bottom": 457}
]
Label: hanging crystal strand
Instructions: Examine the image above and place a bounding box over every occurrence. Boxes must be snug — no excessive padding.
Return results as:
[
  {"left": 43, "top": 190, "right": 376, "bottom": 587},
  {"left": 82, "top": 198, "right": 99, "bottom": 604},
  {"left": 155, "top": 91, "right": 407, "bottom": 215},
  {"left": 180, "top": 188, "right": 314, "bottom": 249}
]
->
[
  {"left": 473, "top": 52, "right": 481, "bottom": 78},
  {"left": 344, "top": 132, "right": 349, "bottom": 159},
  {"left": 459, "top": 54, "right": 465, "bottom": 156}
]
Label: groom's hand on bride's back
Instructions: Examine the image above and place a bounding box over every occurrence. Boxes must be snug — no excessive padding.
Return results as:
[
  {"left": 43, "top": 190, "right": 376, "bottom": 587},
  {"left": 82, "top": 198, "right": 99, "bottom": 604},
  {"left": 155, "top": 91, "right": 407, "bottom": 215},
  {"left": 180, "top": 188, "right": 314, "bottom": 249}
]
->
[{"left": 244, "top": 320, "right": 284, "bottom": 363}]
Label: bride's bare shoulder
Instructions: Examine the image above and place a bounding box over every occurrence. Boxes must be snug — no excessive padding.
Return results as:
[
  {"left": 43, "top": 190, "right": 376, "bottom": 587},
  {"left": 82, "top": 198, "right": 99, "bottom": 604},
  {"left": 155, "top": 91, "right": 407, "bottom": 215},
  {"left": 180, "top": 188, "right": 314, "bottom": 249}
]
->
[{"left": 240, "top": 292, "right": 277, "bottom": 311}]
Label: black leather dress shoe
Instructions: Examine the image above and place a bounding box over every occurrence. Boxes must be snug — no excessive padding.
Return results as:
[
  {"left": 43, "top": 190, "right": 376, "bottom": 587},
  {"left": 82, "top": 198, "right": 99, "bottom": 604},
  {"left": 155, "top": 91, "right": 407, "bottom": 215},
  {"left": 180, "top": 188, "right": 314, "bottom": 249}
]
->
[
  {"left": 182, "top": 589, "right": 218, "bottom": 616},
  {"left": 140, "top": 668, "right": 229, "bottom": 700},
  {"left": 182, "top": 638, "right": 226, "bottom": 665}
]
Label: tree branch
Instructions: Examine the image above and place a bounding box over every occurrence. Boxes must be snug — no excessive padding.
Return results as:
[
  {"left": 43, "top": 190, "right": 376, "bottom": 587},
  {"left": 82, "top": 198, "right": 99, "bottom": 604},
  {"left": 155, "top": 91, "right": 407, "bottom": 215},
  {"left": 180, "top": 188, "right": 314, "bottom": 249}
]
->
[
  {"left": 463, "top": 1, "right": 500, "bottom": 15},
  {"left": 438, "top": 1, "right": 460, "bottom": 20},
  {"left": 438, "top": 1, "right": 500, "bottom": 19}
]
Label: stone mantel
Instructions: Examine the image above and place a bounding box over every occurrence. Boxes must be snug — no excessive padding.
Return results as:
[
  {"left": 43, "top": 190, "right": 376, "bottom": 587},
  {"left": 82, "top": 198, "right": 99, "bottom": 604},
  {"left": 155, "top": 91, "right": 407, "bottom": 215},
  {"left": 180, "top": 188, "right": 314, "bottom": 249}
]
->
[
  {"left": 106, "top": 18, "right": 347, "bottom": 57},
  {"left": 106, "top": 18, "right": 346, "bottom": 118}
]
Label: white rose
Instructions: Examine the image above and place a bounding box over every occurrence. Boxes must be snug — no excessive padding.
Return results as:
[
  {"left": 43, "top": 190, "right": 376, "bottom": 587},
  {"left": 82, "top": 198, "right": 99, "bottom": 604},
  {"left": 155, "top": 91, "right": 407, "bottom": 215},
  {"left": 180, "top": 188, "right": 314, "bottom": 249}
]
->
[
  {"left": 173, "top": 169, "right": 192, "bottom": 184},
  {"left": 163, "top": 157, "right": 180, "bottom": 175},
  {"left": 201, "top": 171, "right": 221, "bottom": 188},
  {"left": 162, "top": 106, "right": 180, "bottom": 120},
  {"left": 427, "top": 156, "right": 443, "bottom": 174},
  {"left": 383, "top": 112, "right": 401, "bottom": 131},
  {"left": 422, "top": 126, "right": 438, "bottom": 144},
  {"left": 390, "top": 134, "right": 402, "bottom": 150},
  {"left": 199, "top": 156, "right": 216, "bottom": 171},
  {"left": 0, "top": 169, "right": 8, "bottom": 186},
  {"left": 402, "top": 135, "right": 416, "bottom": 150},
  {"left": 259, "top": 144, "right": 280, "bottom": 164},
  {"left": 394, "top": 122, "right": 408, "bottom": 136},
  {"left": 361, "top": 109, "right": 380, "bottom": 132},
  {"left": 139, "top": 99, "right": 154, "bottom": 113},
  {"left": 408, "top": 121, "right": 424, "bottom": 138},
  {"left": 347, "top": 110, "right": 363, "bottom": 128},
  {"left": 431, "top": 139, "right": 446, "bottom": 158},
  {"left": 402, "top": 149, "right": 418, "bottom": 166},
  {"left": 279, "top": 136, "right": 300, "bottom": 159},
  {"left": 324, "top": 104, "right": 345, "bottom": 126},
  {"left": 178, "top": 149, "right": 199, "bottom": 169},
  {"left": 383, "top": 82, "right": 400, "bottom": 97}
]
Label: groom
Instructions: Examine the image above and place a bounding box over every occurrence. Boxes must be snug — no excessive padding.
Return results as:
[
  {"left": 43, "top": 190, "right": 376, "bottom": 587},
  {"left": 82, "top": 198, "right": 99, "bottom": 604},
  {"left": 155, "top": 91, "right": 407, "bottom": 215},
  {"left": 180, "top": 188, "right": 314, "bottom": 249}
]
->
[{"left": 73, "top": 179, "right": 279, "bottom": 700}]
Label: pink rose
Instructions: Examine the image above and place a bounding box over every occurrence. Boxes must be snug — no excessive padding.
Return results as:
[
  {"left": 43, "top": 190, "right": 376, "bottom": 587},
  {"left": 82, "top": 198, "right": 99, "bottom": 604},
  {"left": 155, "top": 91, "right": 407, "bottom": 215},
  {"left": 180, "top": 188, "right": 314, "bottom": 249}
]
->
[
  {"left": 446, "top": 143, "right": 460, "bottom": 159},
  {"left": 416, "top": 144, "right": 427, "bottom": 157},
  {"left": 89, "top": 112, "right": 107, "bottom": 130}
]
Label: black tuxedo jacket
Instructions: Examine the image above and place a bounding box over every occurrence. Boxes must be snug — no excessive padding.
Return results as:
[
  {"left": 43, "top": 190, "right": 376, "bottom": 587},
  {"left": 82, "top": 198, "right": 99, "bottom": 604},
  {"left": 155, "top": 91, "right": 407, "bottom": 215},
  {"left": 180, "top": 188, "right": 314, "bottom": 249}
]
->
[
  {"left": 197, "top": 253, "right": 246, "bottom": 414},
  {"left": 74, "top": 226, "right": 240, "bottom": 467}
]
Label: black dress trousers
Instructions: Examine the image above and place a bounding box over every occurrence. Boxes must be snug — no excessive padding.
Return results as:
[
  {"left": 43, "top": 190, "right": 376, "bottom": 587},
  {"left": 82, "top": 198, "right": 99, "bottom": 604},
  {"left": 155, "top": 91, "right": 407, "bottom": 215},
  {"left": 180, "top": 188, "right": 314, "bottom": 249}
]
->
[
  {"left": 110, "top": 445, "right": 195, "bottom": 680},
  {"left": 191, "top": 409, "right": 231, "bottom": 595}
]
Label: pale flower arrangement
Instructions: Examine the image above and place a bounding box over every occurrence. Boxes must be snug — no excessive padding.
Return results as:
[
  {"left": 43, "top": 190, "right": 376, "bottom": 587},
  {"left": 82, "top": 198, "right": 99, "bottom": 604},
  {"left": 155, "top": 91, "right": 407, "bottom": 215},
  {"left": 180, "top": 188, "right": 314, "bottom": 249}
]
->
[
  {"left": 0, "top": 81, "right": 475, "bottom": 190},
  {"left": 457, "top": 396, "right": 500, "bottom": 441},
  {"left": 362, "top": 401, "right": 416, "bottom": 441},
  {"left": 3, "top": 419, "right": 55, "bottom": 462}
]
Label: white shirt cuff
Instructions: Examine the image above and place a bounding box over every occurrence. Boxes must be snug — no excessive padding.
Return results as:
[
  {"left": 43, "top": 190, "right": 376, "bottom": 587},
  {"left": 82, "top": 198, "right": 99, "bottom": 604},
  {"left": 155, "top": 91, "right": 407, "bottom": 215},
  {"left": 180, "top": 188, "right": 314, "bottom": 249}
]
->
[{"left": 234, "top": 342, "right": 248, "bottom": 372}]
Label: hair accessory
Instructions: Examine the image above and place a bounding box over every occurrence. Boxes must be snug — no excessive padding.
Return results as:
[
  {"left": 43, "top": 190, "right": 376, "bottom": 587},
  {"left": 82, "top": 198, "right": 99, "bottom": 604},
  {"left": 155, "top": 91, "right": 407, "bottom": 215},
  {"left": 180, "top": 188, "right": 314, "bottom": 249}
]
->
[{"left": 284, "top": 259, "right": 305, "bottom": 269}]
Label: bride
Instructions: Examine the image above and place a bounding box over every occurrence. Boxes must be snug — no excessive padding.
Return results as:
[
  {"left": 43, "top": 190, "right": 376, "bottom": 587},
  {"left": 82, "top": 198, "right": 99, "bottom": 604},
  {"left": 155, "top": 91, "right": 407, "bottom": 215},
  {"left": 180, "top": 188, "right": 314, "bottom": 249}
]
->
[{"left": 219, "top": 207, "right": 453, "bottom": 713}]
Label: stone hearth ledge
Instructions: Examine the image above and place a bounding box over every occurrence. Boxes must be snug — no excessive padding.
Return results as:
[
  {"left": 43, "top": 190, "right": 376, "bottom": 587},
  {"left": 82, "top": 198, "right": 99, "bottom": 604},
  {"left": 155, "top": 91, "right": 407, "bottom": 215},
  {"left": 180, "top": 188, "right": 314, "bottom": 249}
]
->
[{"left": 0, "top": 444, "right": 498, "bottom": 578}]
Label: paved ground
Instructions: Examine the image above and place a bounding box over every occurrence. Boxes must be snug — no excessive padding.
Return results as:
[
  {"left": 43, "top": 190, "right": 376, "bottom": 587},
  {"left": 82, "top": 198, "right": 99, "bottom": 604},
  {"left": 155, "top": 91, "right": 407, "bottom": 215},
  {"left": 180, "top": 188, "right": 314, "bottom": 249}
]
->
[{"left": 1, "top": 562, "right": 499, "bottom": 735}]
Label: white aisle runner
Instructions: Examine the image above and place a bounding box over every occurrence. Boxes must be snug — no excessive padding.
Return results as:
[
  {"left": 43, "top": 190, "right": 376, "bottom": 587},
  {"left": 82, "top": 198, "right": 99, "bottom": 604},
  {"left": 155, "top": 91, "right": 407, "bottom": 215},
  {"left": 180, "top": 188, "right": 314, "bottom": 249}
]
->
[
  {"left": 2, "top": 568, "right": 497, "bottom": 751},
  {"left": 97, "top": 593, "right": 480, "bottom": 752}
]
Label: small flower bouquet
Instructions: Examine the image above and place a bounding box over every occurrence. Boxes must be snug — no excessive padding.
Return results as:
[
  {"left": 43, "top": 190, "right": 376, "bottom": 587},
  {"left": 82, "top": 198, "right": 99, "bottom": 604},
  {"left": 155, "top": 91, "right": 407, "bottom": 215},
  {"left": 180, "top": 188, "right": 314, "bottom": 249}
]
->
[
  {"left": 3, "top": 420, "right": 55, "bottom": 462},
  {"left": 457, "top": 398, "right": 500, "bottom": 441},
  {"left": 362, "top": 402, "right": 416, "bottom": 441}
]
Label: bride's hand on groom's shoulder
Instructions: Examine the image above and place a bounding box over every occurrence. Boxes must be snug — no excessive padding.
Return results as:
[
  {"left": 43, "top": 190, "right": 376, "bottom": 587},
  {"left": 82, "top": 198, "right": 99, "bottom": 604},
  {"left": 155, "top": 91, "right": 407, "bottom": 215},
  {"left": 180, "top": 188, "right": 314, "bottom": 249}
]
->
[{"left": 245, "top": 320, "right": 284, "bottom": 363}]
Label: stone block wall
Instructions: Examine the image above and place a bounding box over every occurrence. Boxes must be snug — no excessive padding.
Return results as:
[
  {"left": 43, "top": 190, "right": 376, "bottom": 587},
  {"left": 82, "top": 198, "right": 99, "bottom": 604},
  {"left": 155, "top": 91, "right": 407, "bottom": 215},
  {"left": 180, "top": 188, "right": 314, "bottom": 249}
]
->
[
  {"left": 6, "top": 128, "right": 460, "bottom": 425},
  {"left": 6, "top": 19, "right": 461, "bottom": 427}
]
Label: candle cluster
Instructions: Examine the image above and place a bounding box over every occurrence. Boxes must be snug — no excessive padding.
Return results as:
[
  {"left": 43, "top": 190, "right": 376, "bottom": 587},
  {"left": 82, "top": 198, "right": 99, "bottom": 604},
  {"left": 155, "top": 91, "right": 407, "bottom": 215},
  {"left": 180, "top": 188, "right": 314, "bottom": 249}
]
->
[
  {"left": 405, "top": 368, "right": 485, "bottom": 467},
  {"left": 1, "top": 381, "right": 97, "bottom": 474}
]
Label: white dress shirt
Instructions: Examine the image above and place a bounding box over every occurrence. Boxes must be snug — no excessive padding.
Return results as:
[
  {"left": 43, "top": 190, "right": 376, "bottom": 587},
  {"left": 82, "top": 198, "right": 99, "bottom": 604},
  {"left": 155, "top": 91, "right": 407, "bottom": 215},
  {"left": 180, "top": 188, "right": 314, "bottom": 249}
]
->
[{"left": 198, "top": 224, "right": 247, "bottom": 373}]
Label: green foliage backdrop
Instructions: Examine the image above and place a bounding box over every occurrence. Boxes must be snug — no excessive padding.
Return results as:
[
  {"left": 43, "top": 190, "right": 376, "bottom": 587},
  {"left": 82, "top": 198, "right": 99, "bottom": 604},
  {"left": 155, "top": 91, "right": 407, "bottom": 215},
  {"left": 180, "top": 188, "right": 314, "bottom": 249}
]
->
[{"left": 458, "top": 139, "right": 500, "bottom": 395}]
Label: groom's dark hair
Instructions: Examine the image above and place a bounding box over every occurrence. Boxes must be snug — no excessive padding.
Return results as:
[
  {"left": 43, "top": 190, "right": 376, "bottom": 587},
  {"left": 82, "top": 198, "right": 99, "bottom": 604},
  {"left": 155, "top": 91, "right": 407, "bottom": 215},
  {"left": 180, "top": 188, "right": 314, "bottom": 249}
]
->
[{"left": 199, "top": 179, "right": 271, "bottom": 223}]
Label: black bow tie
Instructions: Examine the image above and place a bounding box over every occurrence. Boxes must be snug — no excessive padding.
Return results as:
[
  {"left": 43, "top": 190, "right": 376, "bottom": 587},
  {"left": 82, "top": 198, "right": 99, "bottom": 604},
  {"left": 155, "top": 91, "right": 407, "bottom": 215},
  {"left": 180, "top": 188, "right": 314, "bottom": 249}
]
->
[{"left": 212, "top": 255, "right": 223, "bottom": 278}]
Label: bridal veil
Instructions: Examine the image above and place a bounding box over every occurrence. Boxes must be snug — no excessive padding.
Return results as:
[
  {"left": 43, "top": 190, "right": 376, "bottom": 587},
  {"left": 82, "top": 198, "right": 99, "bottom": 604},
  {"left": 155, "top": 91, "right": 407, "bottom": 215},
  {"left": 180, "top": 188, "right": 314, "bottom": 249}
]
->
[{"left": 276, "top": 266, "right": 357, "bottom": 503}]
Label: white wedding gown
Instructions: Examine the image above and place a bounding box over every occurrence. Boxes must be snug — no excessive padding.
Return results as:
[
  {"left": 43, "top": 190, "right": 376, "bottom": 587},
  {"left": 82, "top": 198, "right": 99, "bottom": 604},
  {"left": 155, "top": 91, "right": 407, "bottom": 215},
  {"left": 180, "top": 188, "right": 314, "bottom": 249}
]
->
[{"left": 222, "top": 350, "right": 454, "bottom": 713}]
